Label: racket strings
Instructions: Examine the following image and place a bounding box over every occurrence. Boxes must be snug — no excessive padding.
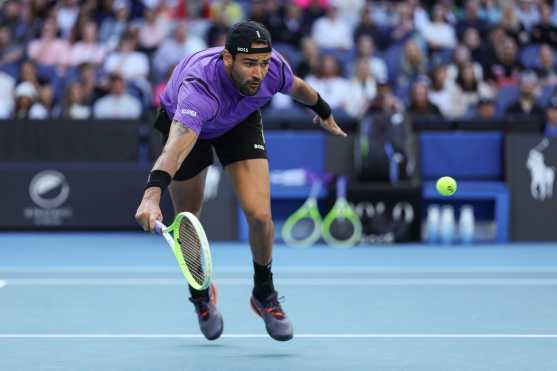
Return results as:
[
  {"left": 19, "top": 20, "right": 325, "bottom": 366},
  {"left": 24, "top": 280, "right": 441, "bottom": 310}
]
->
[{"left": 179, "top": 219, "right": 205, "bottom": 285}]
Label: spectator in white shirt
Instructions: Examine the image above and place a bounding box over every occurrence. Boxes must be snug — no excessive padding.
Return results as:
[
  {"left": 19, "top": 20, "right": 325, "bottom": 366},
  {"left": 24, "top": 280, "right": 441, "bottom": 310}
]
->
[
  {"left": 346, "top": 58, "right": 377, "bottom": 118},
  {"left": 103, "top": 33, "right": 149, "bottom": 82},
  {"left": 94, "top": 73, "right": 142, "bottom": 119},
  {"left": 417, "top": 3, "right": 456, "bottom": 51},
  {"left": 61, "top": 82, "right": 91, "bottom": 119},
  {"left": 56, "top": 0, "right": 80, "bottom": 39},
  {"left": 29, "top": 83, "right": 56, "bottom": 119},
  {"left": 353, "top": 35, "right": 387, "bottom": 82},
  {"left": 69, "top": 21, "right": 106, "bottom": 66},
  {"left": 311, "top": 5, "right": 354, "bottom": 50},
  {"left": 305, "top": 54, "right": 351, "bottom": 112},
  {"left": 153, "top": 23, "right": 207, "bottom": 81},
  {"left": 13, "top": 82, "right": 37, "bottom": 119}
]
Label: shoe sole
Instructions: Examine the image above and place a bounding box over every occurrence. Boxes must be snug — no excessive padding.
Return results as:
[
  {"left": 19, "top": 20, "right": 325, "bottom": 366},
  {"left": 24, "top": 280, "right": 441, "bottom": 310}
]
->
[{"left": 250, "top": 296, "right": 293, "bottom": 342}]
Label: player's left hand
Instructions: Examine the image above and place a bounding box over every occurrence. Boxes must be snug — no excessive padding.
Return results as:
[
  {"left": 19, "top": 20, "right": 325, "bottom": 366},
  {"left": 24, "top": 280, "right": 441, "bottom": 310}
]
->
[{"left": 313, "top": 114, "right": 347, "bottom": 137}]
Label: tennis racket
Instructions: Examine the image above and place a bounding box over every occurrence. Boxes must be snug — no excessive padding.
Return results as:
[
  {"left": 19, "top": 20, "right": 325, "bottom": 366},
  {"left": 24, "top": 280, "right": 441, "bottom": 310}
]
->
[
  {"left": 281, "top": 180, "right": 323, "bottom": 247},
  {"left": 155, "top": 212, "right": 212, "bottom": 290},
  {"left": 322, "top": 176, "right": 363, "bottom": 248}
]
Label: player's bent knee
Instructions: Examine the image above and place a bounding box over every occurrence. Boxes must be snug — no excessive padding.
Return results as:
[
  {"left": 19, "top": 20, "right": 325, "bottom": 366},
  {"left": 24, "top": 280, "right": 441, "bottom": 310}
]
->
[{"left": 245, "top": 209, "right": 273, "bottom": 227}]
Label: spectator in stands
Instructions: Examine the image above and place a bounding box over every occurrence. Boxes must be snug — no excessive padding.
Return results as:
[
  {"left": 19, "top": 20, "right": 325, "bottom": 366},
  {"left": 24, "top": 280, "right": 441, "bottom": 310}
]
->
[
  {"left": 210, "top": 0, "right": 245, "bottom": 26},
  {"left": 93, "top": 73, "right": 142, "bottom": 119},
  {"left": 354, "top": 35, "right": 387, "bottom": 82},
  {"left": 330, "top": 0, "right": 365, "bottom": 28},
  {"left": 311, "top": 4, "right": 354, "bottom": 50},
  {"left": 366, "top": 78, "right": 404, "bottom": 114},
  {"left": 153, "top": 23, "right": 206, "bottom": 82},
  {"left": 206, "top": 12, "right": 229, "bottom": 47},
  {"left": 305, "top": 54, "right": 351, "bottom": 113},
  {"left": 505, "top": 71, "right": 544, "bottom": 119},
  {"left": 61, "top": 82, "right": 91, "bottom": 119},
  {"left": 55, "top": 0, "right": 80, "bottom": 39},
  {"left": 428, "top": 63, "right": 458, "bottom": 118},
  {"left": 78, "top": 63, "right": 105, "bottom": 105},
  {"left": 515, "top": 0, "right": 540, "bottom": 31},
  {"left": 545, "top": 96, "right": 557, "bottom": 136},
  {"left": 301, "top": 0, "right": 327, "bottom": 31},
  {"left": 535, "top": 44, "right": 557, "bottom": 85},
  {"left": 136, "top": 6, "right": 169, "bottom": 55},
  {"left": 457, "top": 0, "right": 489, "bottom": 39},
  {"left": 408, "top": 78, "right": 442, "bottom": 116},
  {"left": 69, "top": 21, "right": 106, "bottom": 66},
  {"left": 400, "top": 39, "right": 428, "bottom": 84},
  {"left": 353, "top": 7, "right": 386, "bottom": 50},
  {"left": 103, "top": 31, "right": 150, "bottom": 102},
  {"left": 12, "top": 82, "right": 37, "bottom": 119},
  {"left": 0, "top": 0, "right": 28, "bottom": 44},
  {"left": 390, "top": 2, "right": 416, "bottom": 45},
  {"left": 346, "top": 58, "right": 377, "bottom": 118},
  {"left": 485, "top": 36, "right": 523, "bottom": 87},
  {"left": 418, "top": 3, "right": 457, "bottom": 52},
  {"left": 475, "top": 96, "right": 497, "bottom": 119},
  {"left": 531, "top": 2, "right": 557, "bottom": 48},
  {"left": 274, "top": 3, "right": 305, "bottom": 48},
  {"left": 478, "top": 0, "right": 501, "bottom": 24},
  {"left": 447, "top": 44, "right": 484, "bottom": 83},
  {"left": 18, "top": 60, "right": 44, "bottom": 91},
  {"left": 295, "top": 37, "right": 321, "bottom": 79},
  {"left": 0, "top": 25, "right": 24, "bottom": 68},
  {"left": 99, "top": 0, "right": 130, "bottom": 52},
  {"left": 500, "top": 2, "right": 529, "bottom": 46},
  {"left": 453, "top": 62, "right": 493, "bottom": 117},
  {"left": 29, "top": 83, "right": 56, "bottom": 119},
  {"left": 0, "top": 71, "right": 15, "bottom": 119},
  {"left": 462, "top": 27, "right": 483, "bottom": 64},
  {"left": 27, "top": 17, "right": 71, "bottom": 70}
]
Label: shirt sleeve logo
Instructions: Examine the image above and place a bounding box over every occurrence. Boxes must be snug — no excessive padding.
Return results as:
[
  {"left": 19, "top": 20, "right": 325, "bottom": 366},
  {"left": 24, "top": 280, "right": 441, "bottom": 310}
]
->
[{"left": 180, "top": 108, "right": 198, "bottom": 117}]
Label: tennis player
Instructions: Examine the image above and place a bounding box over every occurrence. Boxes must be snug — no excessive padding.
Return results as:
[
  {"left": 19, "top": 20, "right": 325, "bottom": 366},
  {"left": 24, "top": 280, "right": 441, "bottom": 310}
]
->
[{"left": 135, "top": 21, "right": 346, "bottom": 341}]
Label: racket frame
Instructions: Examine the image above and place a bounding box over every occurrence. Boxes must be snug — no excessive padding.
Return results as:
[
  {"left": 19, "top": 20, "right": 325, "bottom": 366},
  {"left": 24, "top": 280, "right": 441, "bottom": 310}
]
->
[
  {"left": 155, "top": 212, "right": 212, "bottom": 290},
  {"left": 281, "top": 180, "right": 323, "bottom": 247},
  {"left": 322, "top": 176, "right": 363, "bottom": 248}
]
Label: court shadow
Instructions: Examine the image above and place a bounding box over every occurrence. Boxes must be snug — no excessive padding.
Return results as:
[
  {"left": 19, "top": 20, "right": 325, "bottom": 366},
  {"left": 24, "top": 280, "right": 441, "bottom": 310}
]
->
[{"left": 180, "top": 343, "right": 227, "bottom": 349}]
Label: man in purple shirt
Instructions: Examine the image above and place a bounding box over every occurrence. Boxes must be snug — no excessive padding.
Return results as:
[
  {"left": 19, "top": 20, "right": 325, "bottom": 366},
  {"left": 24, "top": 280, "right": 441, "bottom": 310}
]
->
[{"left": 135, "top": 21, "right": 345, "bottom": 342}]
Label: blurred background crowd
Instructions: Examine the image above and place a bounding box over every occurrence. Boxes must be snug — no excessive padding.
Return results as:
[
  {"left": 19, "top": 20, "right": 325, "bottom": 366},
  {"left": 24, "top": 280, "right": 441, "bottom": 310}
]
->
[{"left": 1, "top": 0, "right": 557, "bottom": 135}]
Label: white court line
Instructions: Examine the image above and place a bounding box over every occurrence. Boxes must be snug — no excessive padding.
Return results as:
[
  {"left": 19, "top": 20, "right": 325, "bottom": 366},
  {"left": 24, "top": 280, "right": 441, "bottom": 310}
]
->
[
  {"left": 2, "top": 266, "right": 557, "bottom": 273},
  {"left": 1, "top": 333, "right": 556, "bottom": 339},
  {"left": 5, "top": 278, "right": 557, "bottom": 286}
]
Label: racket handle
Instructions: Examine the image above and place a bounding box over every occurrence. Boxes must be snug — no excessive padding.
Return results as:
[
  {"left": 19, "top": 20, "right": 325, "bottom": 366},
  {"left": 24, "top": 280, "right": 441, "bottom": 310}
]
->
[
  {"left": 154, "top": 221, "right": 166, "bottom": 235},
  {"left": 337, "top": 176, "right": 347, "bottom": 199}
]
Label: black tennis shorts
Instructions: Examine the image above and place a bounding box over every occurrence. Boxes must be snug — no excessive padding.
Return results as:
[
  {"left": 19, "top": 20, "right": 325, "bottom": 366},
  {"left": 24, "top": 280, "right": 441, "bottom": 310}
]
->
[{"left": 153, "top": 107, "right": 268, "bottom": 181}]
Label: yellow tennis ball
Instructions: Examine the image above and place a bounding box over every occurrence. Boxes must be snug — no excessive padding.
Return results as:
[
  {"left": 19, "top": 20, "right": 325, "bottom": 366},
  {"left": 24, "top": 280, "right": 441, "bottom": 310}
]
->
[{"left": 436, "top": 176, "right": 457, "bottom": 196}]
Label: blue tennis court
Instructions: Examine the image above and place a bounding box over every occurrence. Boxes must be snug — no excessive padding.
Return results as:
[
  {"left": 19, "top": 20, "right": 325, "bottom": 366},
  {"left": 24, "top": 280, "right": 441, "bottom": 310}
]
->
[{"left": 1, "top": 233, "right": 557, "bottom": 371}]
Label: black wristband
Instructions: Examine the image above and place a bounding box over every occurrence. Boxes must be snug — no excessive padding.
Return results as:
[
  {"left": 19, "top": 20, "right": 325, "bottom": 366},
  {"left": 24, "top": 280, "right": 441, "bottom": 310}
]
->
[
  {"left": 305, "top": 93, "right": 331, "bottom": 119},
  {"left": 145, "top": 170, "right": 172, "bottom": 192}
]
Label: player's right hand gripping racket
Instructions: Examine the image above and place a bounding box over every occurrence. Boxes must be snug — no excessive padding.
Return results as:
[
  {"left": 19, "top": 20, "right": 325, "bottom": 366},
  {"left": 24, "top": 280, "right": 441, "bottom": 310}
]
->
[
  {"left": 155, "top": 212, "right": 212, "bottom": 290},
  {"left": 281, "top": 180, "right": 323, "bottom": 247},
  {"left": 322, "top": 176, "right": 363, "bottom": 248}
]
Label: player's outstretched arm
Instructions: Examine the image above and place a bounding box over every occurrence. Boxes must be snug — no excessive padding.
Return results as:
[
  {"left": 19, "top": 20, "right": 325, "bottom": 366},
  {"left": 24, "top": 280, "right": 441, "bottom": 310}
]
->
[
  {"left": 288, "top": 76, "right": 347, "bottom": 137},
  {"left": 135, "top": 121, "right": 198, "bottom": 232}
]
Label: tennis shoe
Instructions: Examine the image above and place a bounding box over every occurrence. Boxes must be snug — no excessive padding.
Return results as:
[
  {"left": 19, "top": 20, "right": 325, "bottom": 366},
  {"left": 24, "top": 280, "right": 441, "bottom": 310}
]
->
[
  {"left": 250, "top": 291, "right": 293, "bottom": 341},
  {"left": 189, "top": 282, "right": 223, "bottom": 340}
]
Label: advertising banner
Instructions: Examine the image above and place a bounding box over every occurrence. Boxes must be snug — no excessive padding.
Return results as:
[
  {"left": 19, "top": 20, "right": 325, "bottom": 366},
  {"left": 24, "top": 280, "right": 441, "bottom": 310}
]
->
[{"left": 506, "top": 135, "right": 557, "bottom": 241}]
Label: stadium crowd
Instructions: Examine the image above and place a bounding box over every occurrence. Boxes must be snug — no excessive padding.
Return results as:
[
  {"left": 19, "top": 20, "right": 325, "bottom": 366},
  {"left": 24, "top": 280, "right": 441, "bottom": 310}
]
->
[{"left": 1, "top": 0, "right": 557, "bottom": 135}]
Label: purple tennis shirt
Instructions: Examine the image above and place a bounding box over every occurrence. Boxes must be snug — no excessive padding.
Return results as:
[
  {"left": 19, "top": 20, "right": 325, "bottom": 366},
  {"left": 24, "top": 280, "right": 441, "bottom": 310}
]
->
[{"left": 160, "top": 47, "right": 294, "bottom": 139}]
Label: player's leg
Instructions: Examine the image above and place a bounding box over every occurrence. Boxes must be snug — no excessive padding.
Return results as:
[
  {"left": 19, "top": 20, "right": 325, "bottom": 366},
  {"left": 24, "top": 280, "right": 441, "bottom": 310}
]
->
[
  {"left": 214, "top": 110, "right": 293, "bottom": 341},
  {"left": 163, "top": 131, "right": 223, "bottom": 341}
]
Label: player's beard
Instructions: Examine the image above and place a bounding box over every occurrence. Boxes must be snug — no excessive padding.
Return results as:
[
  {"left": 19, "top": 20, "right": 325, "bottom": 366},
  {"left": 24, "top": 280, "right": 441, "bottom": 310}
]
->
[{"left": 231, "top": 69, "right": 260, "bottom": 96}]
